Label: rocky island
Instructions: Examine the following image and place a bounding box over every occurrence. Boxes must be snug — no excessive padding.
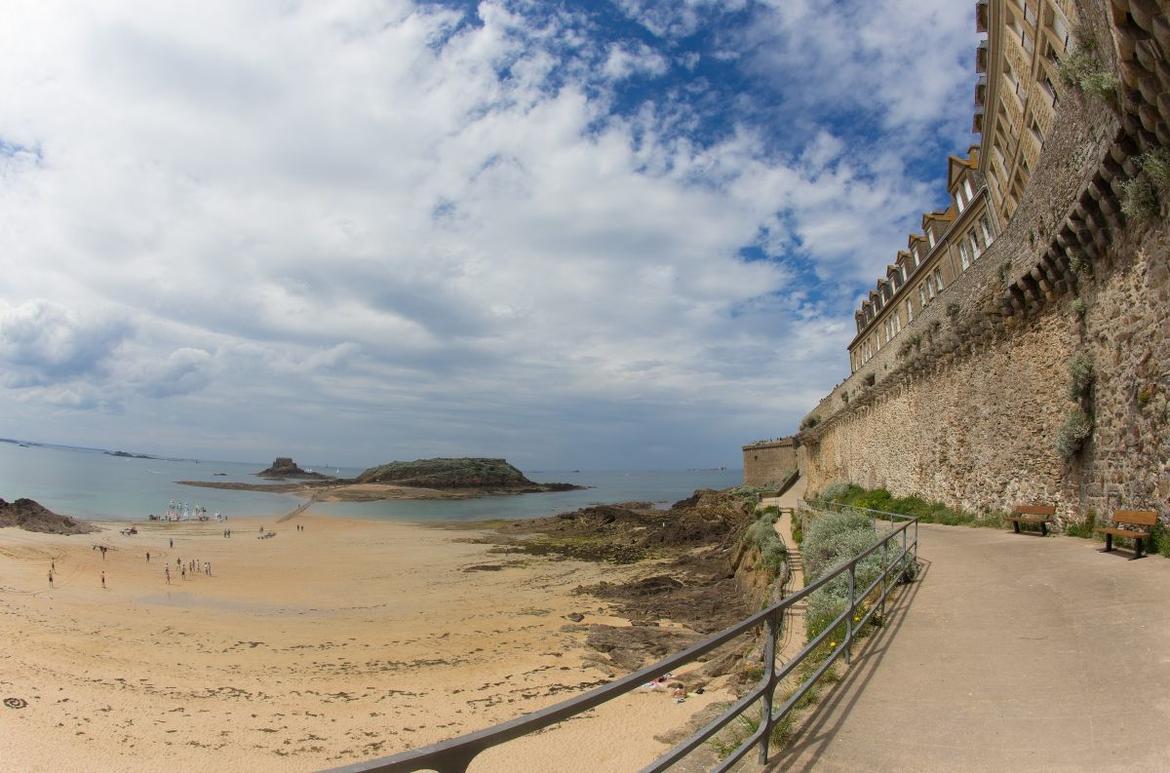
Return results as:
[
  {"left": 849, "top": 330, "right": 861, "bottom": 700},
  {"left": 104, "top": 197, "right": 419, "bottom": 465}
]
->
[
  {"left": 256, "top": 457, "right": 333, "bottom": 480},
  {"left": 178, "top": 456, "right": 585, "bottom": 501}
]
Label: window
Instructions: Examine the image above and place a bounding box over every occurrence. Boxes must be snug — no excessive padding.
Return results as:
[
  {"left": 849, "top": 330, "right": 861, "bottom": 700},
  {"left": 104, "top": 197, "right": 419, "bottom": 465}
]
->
[
  {"left": 964, "top": 178, "right": 974, "bottom": 202},
  {"left": 960, "top": 240, "right": 971, "bottom": 270},
  {"left": 920, "top": 284, "right": 929, "bottom": 306},
  {"left": 969, "top": 230, "right": 982, "bottom": 260},
  {"left": 980, "top": 214, "right": 994, "bottom": 247},
  {"left": 1052, "top": 9, "right": 1071, "bottom": 49},
  {"left": 927, "top": 228, "right": 936, "bottom": 248},
  {"left": 893, "top": 311, "right": 901, "bottom": 334},
  {"left": 1041, "top": 74, "right": 1058, "bottom": 106},
  {"left": 956, "top": 187, "right": 967, "bottom": 212},
  {"left": 933, "top": 268, "right": 945, "bottom": 293},
  {"left": 906, "top": 299, "right": 914, "bottom": 323},
  {"left": 900, "top": 264, "right": 907, "bottom": 283}
]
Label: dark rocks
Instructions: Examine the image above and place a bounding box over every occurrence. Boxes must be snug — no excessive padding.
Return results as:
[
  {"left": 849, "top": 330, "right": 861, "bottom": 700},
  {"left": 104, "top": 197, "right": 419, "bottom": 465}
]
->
[{"left": 0, "top": 498, "right": 95, "bottom": 535}]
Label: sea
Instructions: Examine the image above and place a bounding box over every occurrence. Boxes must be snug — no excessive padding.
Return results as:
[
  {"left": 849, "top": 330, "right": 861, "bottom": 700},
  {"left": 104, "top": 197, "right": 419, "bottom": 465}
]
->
[{"left": 0, "top": 440, "right": 743, "bottom": 523}]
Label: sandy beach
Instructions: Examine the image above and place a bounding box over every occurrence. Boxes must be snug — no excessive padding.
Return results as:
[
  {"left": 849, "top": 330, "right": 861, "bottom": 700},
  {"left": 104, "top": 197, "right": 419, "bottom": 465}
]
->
[{"left": 0, "top": 512, "right": 733, "bottom": 771}]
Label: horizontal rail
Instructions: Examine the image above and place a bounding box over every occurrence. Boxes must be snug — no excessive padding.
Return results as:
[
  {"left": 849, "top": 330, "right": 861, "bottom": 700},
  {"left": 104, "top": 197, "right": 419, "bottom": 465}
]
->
[{"left": 324, "top": 506, "right": 920, "bottom": 773}]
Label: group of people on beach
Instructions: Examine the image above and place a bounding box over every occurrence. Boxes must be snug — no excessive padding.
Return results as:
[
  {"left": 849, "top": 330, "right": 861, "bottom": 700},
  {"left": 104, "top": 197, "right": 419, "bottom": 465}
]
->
[
  {"left": 48, "top": 517, "right": 307, "bottom": 590},
  {"left": 165, "top": 556, "right": 212, "bottom": 584}
]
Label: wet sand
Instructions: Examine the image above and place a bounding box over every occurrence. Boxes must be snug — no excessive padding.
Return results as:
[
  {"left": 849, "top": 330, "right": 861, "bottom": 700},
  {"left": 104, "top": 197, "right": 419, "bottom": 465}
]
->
[{"left": 0, "top": 513, "right": 729, "bottom": 771}]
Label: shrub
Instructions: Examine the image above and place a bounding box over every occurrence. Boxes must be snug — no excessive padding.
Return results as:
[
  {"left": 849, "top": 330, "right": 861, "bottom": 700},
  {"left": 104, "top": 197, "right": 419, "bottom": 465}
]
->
[
  {"left": 1120, "top": 176, "right": 1159, "bottom": 222},
  {"left": 1151, "top": 521, "right": 1170, "bottom": 559},
  {"left": 1056, "top": 409, "right": 1094, "bottom": 459},
  {"left": 800, "top": 414, "right": 821, "bottom": 431},
  {"left": 1071, "top": 297, "right": 1087, "bottom": 319},
  {"left": 1140, "top": 148, "right": 1170, "bottom": 193},
  {"left": 803, "top": 518, "right": 883, "bottom": 642},
  {"left": 1068, "top": 251, "right": 1089, "bottom": 275},
  {"left": 1067, "top": 352, "right": 1095, "bottom": 401},
  {"left": 1063, "top": 509, "right": 1096, "bottom": 538},
  {"left": 803, "top": 513, "right": 876, "bottom": 579},
  {"left": 1057, "top": 32, "right": 1117, "bottom": 104},
  {"left": 744, "top": 511, "right": 788, "bottom": 578}
]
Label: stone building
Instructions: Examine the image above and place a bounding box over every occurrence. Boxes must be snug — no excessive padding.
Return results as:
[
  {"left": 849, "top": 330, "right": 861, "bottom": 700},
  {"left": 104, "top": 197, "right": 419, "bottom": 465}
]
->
[
  {"left": 848, "top": 0, "right": 1079, "bottom": 380},
  {"left": 976, "top": 0, "right": 1080, "bottom": 225}
]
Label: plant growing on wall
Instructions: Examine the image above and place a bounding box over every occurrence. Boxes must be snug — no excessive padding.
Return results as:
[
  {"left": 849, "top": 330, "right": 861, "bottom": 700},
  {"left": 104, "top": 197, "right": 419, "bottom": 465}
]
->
[
  {"left": 1056, "top": 408, "right": 1094, "bottom": 459},
  {"left": 1071, "top": 297, "right": 1087, "bottom": 319},
  {"left": 1067, "top": 352, "right": 1095, "bottom": 401},
  {"left": 1057, "top": 28, "right": 1117, "bottom": 105},
  {"left": 1120, "top": 176, "right": 1159, "bottom": 221}
]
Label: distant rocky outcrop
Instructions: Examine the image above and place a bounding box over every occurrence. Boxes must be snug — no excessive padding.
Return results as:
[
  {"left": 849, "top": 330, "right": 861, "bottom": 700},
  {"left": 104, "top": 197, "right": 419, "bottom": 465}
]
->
[
  {"left": 257, "top": 457, "right": 332, "bottom": 480},
  {"left": 355, "top": 457, "right": 579, "bottom": 491},
  {"left": 0, "top": 498, "right": 95, "bottom": 535}
]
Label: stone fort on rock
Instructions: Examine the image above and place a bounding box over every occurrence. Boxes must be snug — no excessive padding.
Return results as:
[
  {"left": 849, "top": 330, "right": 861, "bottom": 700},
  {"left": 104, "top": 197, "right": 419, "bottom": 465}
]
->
[{"left": 745, "top": 0, "right": 1170, "bottom": 528}]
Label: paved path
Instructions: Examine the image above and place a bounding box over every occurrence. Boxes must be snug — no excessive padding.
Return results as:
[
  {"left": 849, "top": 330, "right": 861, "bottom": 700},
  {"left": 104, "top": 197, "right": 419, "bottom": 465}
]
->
[{"left": 772, "top": 523, "right": 1170, "bottom": 773}]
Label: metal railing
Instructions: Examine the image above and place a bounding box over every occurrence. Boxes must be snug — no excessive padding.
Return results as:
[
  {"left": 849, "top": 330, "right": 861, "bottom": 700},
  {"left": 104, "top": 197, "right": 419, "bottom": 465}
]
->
[{"left": 324, "top": 507, "right": 919, "bottom": 773}]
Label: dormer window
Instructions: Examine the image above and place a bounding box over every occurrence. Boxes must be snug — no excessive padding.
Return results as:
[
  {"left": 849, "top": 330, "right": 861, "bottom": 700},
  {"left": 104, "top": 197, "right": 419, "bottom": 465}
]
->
[{"left": 927, "top": 228, "right": 936, "bottom": 248}]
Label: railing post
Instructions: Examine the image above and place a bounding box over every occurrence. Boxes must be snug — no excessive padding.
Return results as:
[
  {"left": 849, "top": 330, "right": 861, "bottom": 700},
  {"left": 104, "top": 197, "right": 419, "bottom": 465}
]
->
[
  {"left": 845, "top": 561, "right": 856, "bottom": 665},
  {"left": 879, "top": 535, "right": 888, "bottom": 623},
  {"left": 757, "top": 612, "right": 779, "bottom": 764}
]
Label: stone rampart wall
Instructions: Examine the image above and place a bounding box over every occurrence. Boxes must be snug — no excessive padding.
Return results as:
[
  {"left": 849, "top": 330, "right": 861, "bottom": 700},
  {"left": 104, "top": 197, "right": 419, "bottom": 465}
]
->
[
  {"left": 800, "top": 0, "right": 1170, "bottom": 525},
  {"left": 742, "top": 440, "right": 797, "bottom": 487}
]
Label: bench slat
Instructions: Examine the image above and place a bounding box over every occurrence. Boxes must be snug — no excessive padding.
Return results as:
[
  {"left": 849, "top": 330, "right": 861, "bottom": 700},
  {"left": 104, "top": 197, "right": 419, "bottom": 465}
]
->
[
  {"left": 1012, "top": 505, "right": 1056, "bottom": 516},
  {"left": 1095, "top": 527, "right": 1151, "bottom": 536},
  {"left": 1112, "top": 510, "right": 1157, "bottom": 527}
]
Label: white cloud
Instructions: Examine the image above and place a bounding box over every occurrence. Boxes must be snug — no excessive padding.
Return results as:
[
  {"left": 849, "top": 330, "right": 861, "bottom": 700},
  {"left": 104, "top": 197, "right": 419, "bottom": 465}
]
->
[
  {"left": 0, "top": 0, "right": 977, "bottom": 466},
  {"left": 0, "top": 300, "right": 130, "bottom": 387},
  {"left": 602, "top": 42, "right": 669, "bottom": 80}
]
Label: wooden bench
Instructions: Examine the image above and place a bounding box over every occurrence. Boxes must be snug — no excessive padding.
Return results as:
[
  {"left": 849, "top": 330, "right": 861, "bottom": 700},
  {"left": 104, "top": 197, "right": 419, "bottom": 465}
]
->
[
  {"left": 1096, "top": 510, "right": 1157, "bottom": 559},
  {"left": 1007, "top": 504, "right": 1056, "bottom": 536}
]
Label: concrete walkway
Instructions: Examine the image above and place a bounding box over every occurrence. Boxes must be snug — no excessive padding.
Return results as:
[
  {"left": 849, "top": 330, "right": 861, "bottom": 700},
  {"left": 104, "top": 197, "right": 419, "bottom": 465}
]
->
[{"left": 772, "top": 523, "right": 1170, "bottom": 773}]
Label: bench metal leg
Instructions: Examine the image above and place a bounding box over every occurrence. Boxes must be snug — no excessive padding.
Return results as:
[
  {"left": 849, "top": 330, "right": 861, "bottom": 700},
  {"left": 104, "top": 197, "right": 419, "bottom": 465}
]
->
[
  {"left": 1013, "top": 520, "right": 1020, "bottom": 534},
  {"left": 1105, "top": 533, "right": 1113, "bottom": 552},
  {"left": 1133, "top": 538, "right": 1144, "bottom": 560},
  {"left": 1041, "top": 522, "right": 1048, "bottom": 536}
]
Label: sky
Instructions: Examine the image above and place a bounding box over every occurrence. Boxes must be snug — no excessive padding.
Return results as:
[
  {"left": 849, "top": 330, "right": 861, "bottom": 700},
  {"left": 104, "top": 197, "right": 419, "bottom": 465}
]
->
[{"left": 0, "top": 0, "right": 978, "bottom": 470}]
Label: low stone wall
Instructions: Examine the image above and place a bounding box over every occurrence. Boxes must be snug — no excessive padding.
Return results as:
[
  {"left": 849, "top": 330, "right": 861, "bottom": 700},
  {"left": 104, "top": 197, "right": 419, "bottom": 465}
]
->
[{"left": 799, "top": 0, "right": 1170, "bottom": 525}]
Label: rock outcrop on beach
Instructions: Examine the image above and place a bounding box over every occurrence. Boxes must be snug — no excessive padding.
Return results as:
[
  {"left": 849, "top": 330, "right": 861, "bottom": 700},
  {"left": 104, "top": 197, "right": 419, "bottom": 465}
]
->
[
  {"left": 0, "top": 498, "right": 95, "bottom": 535},
  {"left": 488, "top": 488, "right": 764, "bottom": 678},
  {"left": 257, "top": 457, "right": 333, "bottom": 480},
  {"left": 355, "top": 457, "right": 581, "bottom": 492}
]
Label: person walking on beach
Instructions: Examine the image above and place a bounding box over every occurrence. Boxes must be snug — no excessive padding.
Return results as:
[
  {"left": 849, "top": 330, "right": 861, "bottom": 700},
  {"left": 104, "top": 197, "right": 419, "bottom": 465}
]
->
[
  {"left": 146, "top": 552, "right": 150, "bottom": 563},
  {"left": 181, "top": 565, "right": 186, "bottom": 580},
  {"left": 100, "top": 546, "right": 107, "bottom": 560},
  {"left": 101, "top": 571, "right": 106, "bottom": 589},
  {"left": 165, "top": 566, "right": 171, "bottom": 584},
  {"left": 169, "top": 538, "right": 173, "bottom": 548},
  {"left": 48, "top": 570, "right": 54, "bottom": 588}
]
